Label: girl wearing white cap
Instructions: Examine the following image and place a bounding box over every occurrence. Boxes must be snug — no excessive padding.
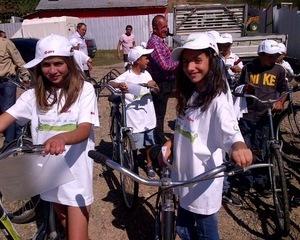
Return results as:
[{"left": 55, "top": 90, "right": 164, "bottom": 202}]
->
[
  {"left": 0, "top": 34, "right": 99, "bottom": 239},
  {"left": 162, "top": 32, "right": 252, "bottom": 239}
]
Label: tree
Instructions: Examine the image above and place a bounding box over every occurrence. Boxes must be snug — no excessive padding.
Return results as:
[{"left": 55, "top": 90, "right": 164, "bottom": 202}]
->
[{"left": 0, "top": 0, "right": 39, "bottom": 23}]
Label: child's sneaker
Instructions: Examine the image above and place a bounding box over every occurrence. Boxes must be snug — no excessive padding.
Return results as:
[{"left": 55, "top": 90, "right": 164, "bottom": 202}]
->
[{"left": 146, "top": 166, "right": 155, "bottom": 179}]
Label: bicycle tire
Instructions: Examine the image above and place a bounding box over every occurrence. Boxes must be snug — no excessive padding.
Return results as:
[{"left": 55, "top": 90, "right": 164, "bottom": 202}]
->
[
  {"left": 110, "top": 113, "right": 120, "bottom": 162},
  {"left": 119, "top": 133, "right": 139, "bottom": 209},
  {"left": 276, "top": 105, "right": 300, "bottom": 163},
  {"left": 270, "top": 148, "right": 290, "bottom": 236},
  {"left": 0, "top": 139, "right": 40, "bottom": 224},
  {"left": 155, "top": 193, "right": 176, "bottom": 240}
]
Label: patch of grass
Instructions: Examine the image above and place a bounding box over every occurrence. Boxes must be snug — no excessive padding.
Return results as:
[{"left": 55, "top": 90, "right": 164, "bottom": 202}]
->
[{"left": 92, "top": 50, "right": 122, "bottom": 66}]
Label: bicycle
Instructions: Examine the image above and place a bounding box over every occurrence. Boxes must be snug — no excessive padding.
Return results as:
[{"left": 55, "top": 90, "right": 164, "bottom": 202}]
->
[
  {"left": 88, "top": 150, "right": 271, "bottom": 240},
  {"left": 275, "top": 73, "right": 300, "bottom": 163},
  {"left": 234, "top": 91, "right": 290, "bottom": 236},
  {"left": 87, "top": 68, "right": 121, "bottom": 99},
  {"left": 101, "top": 83, "right": 139, "bottom": 209},
  {"left": 0, "top": 144, "right": 64, "bottom": 240}
]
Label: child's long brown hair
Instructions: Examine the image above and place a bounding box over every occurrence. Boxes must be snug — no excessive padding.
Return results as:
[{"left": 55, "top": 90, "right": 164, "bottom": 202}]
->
[
  {"left": 176, "top": 49, "right": 228, "bottom": 115},
  {"left": 33, "top": 56, "right": 84, "bottom": 113}
]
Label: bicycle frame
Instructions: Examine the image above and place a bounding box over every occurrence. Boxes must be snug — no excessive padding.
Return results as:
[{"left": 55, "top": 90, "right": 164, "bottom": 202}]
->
[
  {"left": 235, "top": 92, "right": 291, "bottom": 235},
  {"left": 104, "top": 83, "right": 139, "bottom": 208},
  {"left": 89, "top": 151, "right": 271, "bottom": 225}
]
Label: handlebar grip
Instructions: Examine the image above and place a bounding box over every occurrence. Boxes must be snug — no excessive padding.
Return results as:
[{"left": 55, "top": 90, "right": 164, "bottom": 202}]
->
[{"left": 88, "top": 150, "right": 107, "bottom": 164}]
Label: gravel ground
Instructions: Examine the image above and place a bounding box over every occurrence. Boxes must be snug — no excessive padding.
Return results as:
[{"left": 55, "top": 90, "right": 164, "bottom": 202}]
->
[{"left": 2, "top": 63, "right": 300, "bottom": 240}]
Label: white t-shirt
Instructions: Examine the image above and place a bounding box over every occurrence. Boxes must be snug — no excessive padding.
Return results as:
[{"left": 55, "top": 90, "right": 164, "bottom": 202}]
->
[
  {"left": 73, "top": 50, "right": 90, "bottom": 72},
  {"left": 70, "top": 32, "right": 89, "bottom": 71},
  {"left": 221, "top": 51, "right": 243, "bottom": 78},
  {"left": 280, "top": 60, "right": 294, "bottom": 76},
  {"left": 111, "top": 70, "right": 156, "bottom": 133},
  {"left": 6, "top": 82, "right": 100, "bottom": 207},
  {"left": 172, "top": 92, "right": 244, "bottom": 215},
  {"left": 119, "top": 33, "right": 135, "bottom": 54},
  {"left": 70, "top": 31, "right": 88, "bottom": 56}
]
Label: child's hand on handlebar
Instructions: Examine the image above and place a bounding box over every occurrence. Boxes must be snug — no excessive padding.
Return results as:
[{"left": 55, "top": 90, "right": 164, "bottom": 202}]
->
[
  {"left": 147, "top": 80, "right": 160, "bottom": 93},
  {"left": 118, "top": 82, "right": 128, "bottom": 91},
  {"left": 230, "top": 142, "right": 253, "bottom": 168},
  {"left": 43, "top": 134, "right": 66, "bottom": 155},
  {"left": 273, "top": 100, "right": 284, "bottom": 111}
]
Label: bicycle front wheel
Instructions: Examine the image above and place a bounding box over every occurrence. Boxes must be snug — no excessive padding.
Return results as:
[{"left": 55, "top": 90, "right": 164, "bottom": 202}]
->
[
  {"left": 0, "top": 139, "right": 40, "bottom": 224},
  {"left": 276, "top": 105, "right": 300, "bottom": 163},
  {"left": 270, "top": 148, "right": 290, "bottom": 236},
  {"left": 155, "top": 193, "right": 176, "bottom": 240},
  {"left": 119, "top": 133, "right": 139, "bottom": 209}
]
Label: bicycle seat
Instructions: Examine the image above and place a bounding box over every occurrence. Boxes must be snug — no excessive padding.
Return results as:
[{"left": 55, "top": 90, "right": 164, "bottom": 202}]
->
[{"left": 108, "top": 94, "right": 121, "bottom": 104}]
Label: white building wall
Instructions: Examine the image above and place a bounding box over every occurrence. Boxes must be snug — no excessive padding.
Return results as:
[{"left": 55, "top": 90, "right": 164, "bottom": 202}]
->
[{"left": 0, "top": 13, "right": 173, "bottom": 50}]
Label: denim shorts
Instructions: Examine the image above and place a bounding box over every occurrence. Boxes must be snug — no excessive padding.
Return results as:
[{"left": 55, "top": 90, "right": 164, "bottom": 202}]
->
[
  {"left": 132, "top": 129, "right": 155, "bottom": 150},
  {"left": 176, "top": 206, "right": 220, "bottom": 240}
]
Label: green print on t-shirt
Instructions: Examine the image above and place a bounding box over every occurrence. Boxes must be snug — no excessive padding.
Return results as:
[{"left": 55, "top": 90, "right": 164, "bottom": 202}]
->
[
  {"left": 38, "top": 124, "right": 77, "bottom": 132},
  {"left": 175, "top": 124, "right": 198, "bottom": 143}
]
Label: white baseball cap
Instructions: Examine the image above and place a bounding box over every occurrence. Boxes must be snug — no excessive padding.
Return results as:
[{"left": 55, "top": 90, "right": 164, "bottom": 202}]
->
[
  {"left": 218, "top": 33, "right": 233, "bottom": 44},
  {"left": 278, "top": 42, "right": 287, "bottom": 54},
  {"left": 128, "top": 46, "right": 153, "bottom": 64},
  {"left": 24, "top": 34, "right": 73, "bottom": 68},
  {"left": 172, "top": 32, "right": 219, "bottom": 60},
  {"left": 69, "top": 38, "right": 80, "bottom": 47},
  {"left": 257, "top": 39, "right": 281, "bottom": 55},
  {"left": 206, "top": 30, "right": 220, "bottom": 41}
]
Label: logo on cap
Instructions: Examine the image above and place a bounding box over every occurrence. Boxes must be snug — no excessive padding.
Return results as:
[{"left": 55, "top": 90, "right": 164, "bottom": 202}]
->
[{"left": 44, "top": 50, "right": 54, "bottom": 55}]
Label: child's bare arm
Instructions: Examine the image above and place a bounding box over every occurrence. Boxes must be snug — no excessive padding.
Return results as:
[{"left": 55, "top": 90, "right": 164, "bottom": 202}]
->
[
  {"left": 44, "top": 122, "right": 92, "bottom": 155},
  {"left": 0, "top": 113, "right": 16, "bottom": 133},
  {"left": 109, "top": 81, "right": 128, "bottom": 91}
]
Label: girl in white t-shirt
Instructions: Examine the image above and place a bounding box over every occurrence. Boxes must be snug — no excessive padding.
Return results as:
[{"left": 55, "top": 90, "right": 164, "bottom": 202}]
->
[
  {"left": 162, "top": 33, "right": 253, "bottom": 239},
  {"left": 0, "top": 34, "right": 99, "bottom": 240},
  {"left": 110, "top": 46, "right": 159, "bottom": 178}
]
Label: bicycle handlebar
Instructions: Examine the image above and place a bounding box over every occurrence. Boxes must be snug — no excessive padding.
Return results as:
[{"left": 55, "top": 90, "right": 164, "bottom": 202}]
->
[
  {"left": 233, "top": 91, "right": 284, "bottom": 105},
  {"left": 0, "top": 144, "right": 45, "bottom": 159},
  {"left": 88, "top": 150, "right": 271, "bottom": 188},
  {"left": 286, "top": 73, "right": 300, "bottom": 82}
]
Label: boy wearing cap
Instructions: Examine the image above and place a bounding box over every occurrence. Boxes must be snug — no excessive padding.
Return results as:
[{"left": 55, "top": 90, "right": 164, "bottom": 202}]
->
[
  {"left": 238, "top": 39, "right": 287, "bottom": 191},
  {"left": 218, "top": 33, "right": 243, "bottom": 85},
  {"left": 277, "top": 42, "right": 294, "bottom": 77},
  {"left": 109, "top": 46, "right": 159, "bottom": 178}
]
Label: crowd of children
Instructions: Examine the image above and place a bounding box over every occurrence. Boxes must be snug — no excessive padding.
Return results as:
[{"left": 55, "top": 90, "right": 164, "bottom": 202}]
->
[{"left": 0, "top": 15, "right": 294, "bottom": 239}]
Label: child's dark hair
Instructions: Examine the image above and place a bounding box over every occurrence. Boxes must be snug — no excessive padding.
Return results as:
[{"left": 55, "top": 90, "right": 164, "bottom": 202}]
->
[{"left": 176, "top": 48, "right": 228, "bottom": 115}]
